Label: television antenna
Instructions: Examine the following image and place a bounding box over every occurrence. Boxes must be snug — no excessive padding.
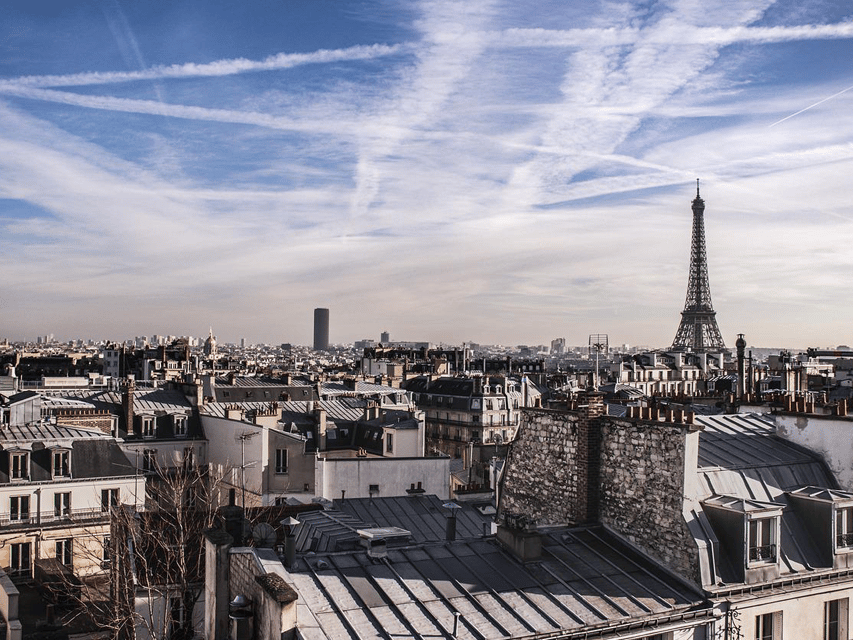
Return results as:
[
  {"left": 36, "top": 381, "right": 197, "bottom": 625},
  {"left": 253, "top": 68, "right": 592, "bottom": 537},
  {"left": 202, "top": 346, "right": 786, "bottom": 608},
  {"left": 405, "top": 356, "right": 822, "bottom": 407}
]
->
[
  {"left": 235, "top": 431, "right": 259, "bottom": 509},
  {"left": 588, "top": 334, "right": 609, "bottom": 390}
]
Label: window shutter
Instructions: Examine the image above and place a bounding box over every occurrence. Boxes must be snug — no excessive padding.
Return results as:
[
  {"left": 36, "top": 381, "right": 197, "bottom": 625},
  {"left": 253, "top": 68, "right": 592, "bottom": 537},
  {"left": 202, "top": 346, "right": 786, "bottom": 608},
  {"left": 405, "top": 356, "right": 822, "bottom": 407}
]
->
[{"left": 772, "top": 610, "right": 782, "bottom": 640}]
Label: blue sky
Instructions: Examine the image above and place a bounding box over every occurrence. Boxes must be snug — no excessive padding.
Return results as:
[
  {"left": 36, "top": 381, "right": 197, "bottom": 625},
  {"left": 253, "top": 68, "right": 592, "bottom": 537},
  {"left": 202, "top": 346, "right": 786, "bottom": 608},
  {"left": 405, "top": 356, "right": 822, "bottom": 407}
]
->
[{"left": 1, "top": 0, "right": 852, "bottom": 348}]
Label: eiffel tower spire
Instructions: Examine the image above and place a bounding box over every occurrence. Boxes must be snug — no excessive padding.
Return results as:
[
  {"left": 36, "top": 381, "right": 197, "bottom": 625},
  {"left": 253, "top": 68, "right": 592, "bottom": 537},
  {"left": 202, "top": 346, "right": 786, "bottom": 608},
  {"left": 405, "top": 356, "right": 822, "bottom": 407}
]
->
[{"left": 670, "top": 180, "right": 726, "bottom": 352}]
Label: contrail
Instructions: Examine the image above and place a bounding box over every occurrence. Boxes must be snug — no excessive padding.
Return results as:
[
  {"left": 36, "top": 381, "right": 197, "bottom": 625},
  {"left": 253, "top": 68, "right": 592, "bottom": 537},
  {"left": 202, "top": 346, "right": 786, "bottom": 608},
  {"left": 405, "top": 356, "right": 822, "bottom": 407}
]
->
[{"left": 769, "top": 83, "right": 853, "bottom": 127}]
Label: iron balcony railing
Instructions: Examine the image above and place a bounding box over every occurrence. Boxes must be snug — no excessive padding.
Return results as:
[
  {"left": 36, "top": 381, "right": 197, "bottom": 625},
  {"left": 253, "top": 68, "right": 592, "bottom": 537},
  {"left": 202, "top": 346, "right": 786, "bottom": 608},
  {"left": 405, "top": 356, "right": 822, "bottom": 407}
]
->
[
  {"left": 0, "top": 507, "right": 112, "bottom": 528},
  {"left": 749, "top": 544, "right": 776, "bottom": 562}
]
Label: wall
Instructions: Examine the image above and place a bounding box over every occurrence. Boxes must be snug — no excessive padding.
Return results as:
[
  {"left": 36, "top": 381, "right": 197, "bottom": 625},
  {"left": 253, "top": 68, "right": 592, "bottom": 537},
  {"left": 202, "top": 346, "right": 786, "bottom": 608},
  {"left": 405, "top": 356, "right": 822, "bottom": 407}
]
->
[
  {"left": 775, "top": 413, "right": 853, "bottom": 491},
  {"left": 498, "top": 409, "right": 581, "bottom": 526},
  {"left": 598, "top": 418, "right": 701, "bottom": 583},
  {"left": 316, "top": 455, "right": 450, "bottom": 500},
  {"left": 731, "top": 582, "right": 853, "bottom": 640},
  {"left": 498, "top": 404, "right": 701, "bottom": 584},
  {"left": 229, "top": 548, "right": 298, "bottom": 640},
  {"left": 201, "top": 415, "right": 265, "bottom": 506},
  {"left": 265, "top": 430, "right": 313, "bottom": 501}
]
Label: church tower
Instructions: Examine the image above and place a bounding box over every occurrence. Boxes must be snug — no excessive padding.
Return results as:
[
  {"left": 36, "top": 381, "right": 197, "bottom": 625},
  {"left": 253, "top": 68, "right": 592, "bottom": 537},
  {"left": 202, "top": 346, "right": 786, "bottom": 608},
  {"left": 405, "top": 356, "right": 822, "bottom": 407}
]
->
[{"left": 670, "top": 181, "right": 726, "bottom": 352}]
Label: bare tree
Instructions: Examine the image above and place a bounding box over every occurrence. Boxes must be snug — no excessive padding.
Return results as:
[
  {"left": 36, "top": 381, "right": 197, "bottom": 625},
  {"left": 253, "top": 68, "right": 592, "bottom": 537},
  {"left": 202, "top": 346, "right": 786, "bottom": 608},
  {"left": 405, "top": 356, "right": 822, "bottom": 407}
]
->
[{"left": 46, "top": 459, "right": 225, "bottom": 640}]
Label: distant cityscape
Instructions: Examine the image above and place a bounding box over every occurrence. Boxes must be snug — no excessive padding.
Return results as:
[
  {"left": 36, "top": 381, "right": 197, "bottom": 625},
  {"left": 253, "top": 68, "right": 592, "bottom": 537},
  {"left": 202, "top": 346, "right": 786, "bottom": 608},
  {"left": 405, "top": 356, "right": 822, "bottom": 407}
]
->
[{"left": 3, "top": 192, "right": 853, "bottom": 640}]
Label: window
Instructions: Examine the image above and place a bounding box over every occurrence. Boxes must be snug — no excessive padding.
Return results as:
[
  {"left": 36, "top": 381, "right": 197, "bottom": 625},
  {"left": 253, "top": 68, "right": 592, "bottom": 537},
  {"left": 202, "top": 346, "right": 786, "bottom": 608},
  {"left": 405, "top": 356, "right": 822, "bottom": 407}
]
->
[
  {"left": 54, "top": 492, "right": 71, "bottom": 518},
  {"left": 56, "top": 538, "right": 73, "bottom": 566},
  {"left": 173, "top": 415, "right": 187, "bottom": 436},
  {"left": 10, "top": 542, "right": 31, "bottom": 577},
  {"left": 837, "top": 508, "right": 853, "bottom": 549},
  {"left": 275, "top": 448, "right": 288, "bottom": 474},
  {"left": 749, "top": 517, "right": 777, "bottom": 563},
  {"left": 386, "top": 433, "right": 394, "bottom": 453},
  {"left": 755, "top": 611, "right": 782, "bottom": 640},
  {"left": 10, "top": 452, "right": 28, "bottom": 480},
  {"left": 52, "top": 450, "right": 70, "bottom": 477},
  {"left": 183, "top": 446, "right": 194, "bottom": 468},
  {"left": 10, "top": 495, "right": 29, "bottom": 522},
  {"left": 369, "top": 484, "right": 380, "bottom": 496},
  {"left": 142, "top": 416, "right": 155, "bottom": 438},
  {"left": 825, "top": 598, "right": 848, "bottom": 640},
  {"left": 169, "top": 596, "right": 186, "bottom": 638},
  {"left": 143, "top": 449, "right": 156, "bottom": 472},
  {"left": 101, "top": 488, "right": 119, "bottom": 512},
  {"left": 102, "top": 537, "right": 111, "bottom": 565}
]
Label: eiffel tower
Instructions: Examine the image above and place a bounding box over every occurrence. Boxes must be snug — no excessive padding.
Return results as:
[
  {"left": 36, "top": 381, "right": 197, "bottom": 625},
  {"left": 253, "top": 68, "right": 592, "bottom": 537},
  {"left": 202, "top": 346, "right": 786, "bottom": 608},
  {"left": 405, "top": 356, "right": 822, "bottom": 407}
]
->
[{"left": 671, "top": 180, "right": 726, "bottom": 352}]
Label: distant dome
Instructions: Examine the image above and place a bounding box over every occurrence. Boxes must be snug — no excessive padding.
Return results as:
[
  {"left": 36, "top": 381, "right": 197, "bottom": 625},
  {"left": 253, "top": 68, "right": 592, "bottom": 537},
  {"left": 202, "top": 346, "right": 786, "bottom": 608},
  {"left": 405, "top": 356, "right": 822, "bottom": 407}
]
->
[{"left": 203, "top": 328, "right": 217, "bottom": 357}]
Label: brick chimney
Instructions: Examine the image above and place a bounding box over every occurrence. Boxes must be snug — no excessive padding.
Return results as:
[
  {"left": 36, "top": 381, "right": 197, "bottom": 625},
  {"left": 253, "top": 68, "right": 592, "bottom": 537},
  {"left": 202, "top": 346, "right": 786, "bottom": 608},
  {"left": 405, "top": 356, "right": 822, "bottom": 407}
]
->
[{"left": 576, "top": 389, "right": 604, "bottom": 523}]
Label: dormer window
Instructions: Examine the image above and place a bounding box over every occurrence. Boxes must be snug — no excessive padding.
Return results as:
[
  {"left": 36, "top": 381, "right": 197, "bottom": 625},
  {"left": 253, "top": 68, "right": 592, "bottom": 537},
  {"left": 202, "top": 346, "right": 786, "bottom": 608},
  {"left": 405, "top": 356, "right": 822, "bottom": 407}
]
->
[
  {"left": 53, "top": 450, "right": 70, "bottom": 478},
  {"left": 837, "top": 507, "right": 853, "bottom": 549},
  {"left": 702, "top": 495, "right": 784, "bottom": 580},
  {"left": 788, "top": 486, "right": 853, "bottom": 562},
  {"left": 748, "top": 517, "right": 777, "bottom": 563},
  {"left": 142, "top": 416, "right": 155, "bottom": 438},
  {"left": 173, "top": 415, "right": 187, "bottom": 437},
  {"left": 10, "top": 452, "right": 29, "bottom": 481}
]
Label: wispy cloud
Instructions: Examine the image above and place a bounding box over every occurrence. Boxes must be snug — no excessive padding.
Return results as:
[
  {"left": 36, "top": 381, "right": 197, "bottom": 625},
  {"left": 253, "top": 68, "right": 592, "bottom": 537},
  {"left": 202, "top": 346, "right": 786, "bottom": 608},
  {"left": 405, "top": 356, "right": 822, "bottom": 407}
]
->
[
  {"left": 2, "top": 0, "right": 853, "bottom": 345},
  {"left": 1, "top": 44, "right": 408, "bottom": 89}
]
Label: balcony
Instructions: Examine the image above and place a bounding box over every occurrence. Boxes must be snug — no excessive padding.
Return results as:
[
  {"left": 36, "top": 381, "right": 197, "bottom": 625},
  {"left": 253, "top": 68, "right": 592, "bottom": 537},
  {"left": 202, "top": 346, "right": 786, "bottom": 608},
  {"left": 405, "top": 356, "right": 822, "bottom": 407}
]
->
[
  {"left": 0, "top": 507, "right": 112, "bottom": 529},
  {"left": 837, "top": 533, "right": 853, "bottom": 548},
  {"left": 748, "top": 544, "right": 776, "bottom": 562}
]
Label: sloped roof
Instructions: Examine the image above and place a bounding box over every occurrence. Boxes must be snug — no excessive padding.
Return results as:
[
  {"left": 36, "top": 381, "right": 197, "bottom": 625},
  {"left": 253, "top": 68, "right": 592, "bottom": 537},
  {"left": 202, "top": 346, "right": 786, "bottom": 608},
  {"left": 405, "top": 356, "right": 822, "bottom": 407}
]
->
[
  {"left": 692, "top": 413, "right": 841, "bottom": 588},
  {"left": 286, "top": 526, "right": 708, "bottom": 640},
  {"left": 336, "top": 495, "right": 491, "bottom": 544}
]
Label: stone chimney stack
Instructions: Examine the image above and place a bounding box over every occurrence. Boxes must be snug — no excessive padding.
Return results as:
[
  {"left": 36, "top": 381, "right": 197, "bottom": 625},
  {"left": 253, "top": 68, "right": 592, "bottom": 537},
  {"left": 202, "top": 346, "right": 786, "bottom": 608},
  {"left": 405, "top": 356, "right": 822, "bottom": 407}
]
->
[
  {"left": 314, "top": 406, "right": 327, "bottom": 449},
  {"left": 204, "top": 528, "right": 233, "bottom": 640},
  {"left": 576, "top": 389, "right": 605, "bottom": 523}
]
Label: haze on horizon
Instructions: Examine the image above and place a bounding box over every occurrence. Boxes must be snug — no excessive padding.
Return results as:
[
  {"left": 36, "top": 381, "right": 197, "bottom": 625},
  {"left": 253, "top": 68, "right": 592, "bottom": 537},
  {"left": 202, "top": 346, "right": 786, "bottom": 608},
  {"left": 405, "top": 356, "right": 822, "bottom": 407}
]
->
[{"left": 1, "top": 0, "right": 852, "bottom": 348}]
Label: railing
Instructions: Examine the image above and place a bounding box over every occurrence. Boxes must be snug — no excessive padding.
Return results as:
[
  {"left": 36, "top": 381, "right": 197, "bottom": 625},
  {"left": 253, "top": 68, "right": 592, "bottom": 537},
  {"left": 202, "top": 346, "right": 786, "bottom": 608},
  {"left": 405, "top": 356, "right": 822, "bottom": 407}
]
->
[
  {"left": 0, "top": 507, "right": 111, "bottom": 528},
  {"left": 749, "top": 544, "right": 776, "bottom": 562}
]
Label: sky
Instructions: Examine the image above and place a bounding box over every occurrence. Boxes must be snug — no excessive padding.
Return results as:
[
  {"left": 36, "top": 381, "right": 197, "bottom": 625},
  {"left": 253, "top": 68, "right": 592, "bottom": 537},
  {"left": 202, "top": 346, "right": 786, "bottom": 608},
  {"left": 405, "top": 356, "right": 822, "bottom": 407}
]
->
[{"left": 1, "top": 0, "right": 852, "bottom": 349}]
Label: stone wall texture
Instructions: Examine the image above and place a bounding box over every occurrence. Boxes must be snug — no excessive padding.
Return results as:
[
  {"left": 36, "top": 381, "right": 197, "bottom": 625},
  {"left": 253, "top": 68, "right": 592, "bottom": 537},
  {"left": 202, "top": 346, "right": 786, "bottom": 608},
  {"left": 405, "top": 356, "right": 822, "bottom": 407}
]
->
[
  {"left": 499, "top": 407, "right": 700, "bottom": 584},
  {"left": 598, "top": 419, "right": 700, "bottom": 583},
  {"left": 498, "top": 409, "right": 582, "bottom": 526}
]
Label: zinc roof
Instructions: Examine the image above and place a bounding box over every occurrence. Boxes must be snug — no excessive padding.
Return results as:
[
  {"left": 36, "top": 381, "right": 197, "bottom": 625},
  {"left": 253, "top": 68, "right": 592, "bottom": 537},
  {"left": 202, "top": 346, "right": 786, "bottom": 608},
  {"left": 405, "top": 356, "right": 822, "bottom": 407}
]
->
[{"left": 286, "top": 526, "right": 707, "bottom": 640}]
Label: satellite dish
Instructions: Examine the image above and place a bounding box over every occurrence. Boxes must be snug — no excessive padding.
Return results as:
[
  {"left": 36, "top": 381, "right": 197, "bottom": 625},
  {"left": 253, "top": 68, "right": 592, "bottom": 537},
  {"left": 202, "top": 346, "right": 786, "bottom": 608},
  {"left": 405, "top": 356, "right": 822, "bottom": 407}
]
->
[{"left": 252, "top": 522, "right": 277, "bottom": 548}]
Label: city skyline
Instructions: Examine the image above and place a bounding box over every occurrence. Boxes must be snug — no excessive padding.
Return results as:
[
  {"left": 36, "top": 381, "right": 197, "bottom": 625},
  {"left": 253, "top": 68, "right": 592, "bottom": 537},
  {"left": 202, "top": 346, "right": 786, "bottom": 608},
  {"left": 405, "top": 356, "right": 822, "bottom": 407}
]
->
[{"left": 2, "top": 1, "right": 853, "bottom": 347}]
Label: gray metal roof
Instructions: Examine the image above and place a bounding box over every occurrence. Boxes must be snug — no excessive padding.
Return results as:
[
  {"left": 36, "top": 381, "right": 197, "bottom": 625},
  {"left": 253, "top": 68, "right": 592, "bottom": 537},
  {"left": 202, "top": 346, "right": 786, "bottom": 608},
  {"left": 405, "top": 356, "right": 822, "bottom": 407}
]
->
[
  {"left": 40, "top": 387, "right": 192, "bottom": 413},
  {"left": 286, "top": 526, "right": 707, "bottom": 640},
  {"left": 202, "top": 399, "right": 365, "bottom": 423},
  {"left": 0, "top": 421, "right": 109, "bottom": 445},
  {"left": 336, "top": 495, "right": 491, "bottom": 545},
  {"left": 692, "top": 413, "right": 842, "bottom": 588}
]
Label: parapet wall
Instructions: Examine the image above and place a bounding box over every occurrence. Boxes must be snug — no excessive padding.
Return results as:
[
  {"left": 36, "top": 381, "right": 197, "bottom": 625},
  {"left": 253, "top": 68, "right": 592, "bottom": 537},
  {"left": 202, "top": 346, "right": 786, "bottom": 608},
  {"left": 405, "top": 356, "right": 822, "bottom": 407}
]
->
[
  {"left": 599, "top": 418, "right": 700, "bottom": 583},
  {"left": 499, "top": 405, "right": 700, "bottom": 584},
  {"left": 498, "top": 409, "right": 581, "bottom": 526}
]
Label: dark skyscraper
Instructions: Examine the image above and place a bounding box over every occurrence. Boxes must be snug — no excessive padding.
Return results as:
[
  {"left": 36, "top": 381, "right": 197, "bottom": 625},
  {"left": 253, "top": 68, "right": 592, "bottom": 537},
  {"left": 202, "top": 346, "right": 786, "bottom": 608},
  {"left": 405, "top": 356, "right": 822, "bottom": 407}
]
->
[{"left": 313, "top": 308, "right": 329, "bottom": 351}]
